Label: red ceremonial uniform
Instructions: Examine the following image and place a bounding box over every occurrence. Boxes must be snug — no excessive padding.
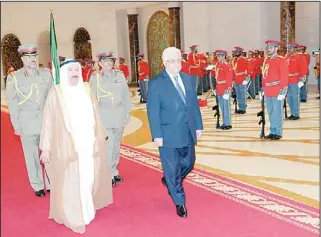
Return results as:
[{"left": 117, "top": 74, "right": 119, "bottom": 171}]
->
[
  {"left": 181, "top": 59, "right": 190, "bottom": 74},
  {"left": 247, "top": 58, "right": 256, "bottom": 80},
  {"left": 119, "top": 63, "right": 129, "bottom": 78},
  {"left": 232, "top": 56, "right": 248, "bottom": 84},
  {"left": 285, "top": 53, "right": 307, "bottom": 84},
  {"left": 138, "top": 60, "right": 150, "bottom": 80},
  {"left": 262, "top": 55, "right": 289, "bottom": 97},
  {"left": 187, "top": 52, "right": 201, "bottom": 75},
  {"left": 303, "top": 53, "right": 310, "bottom": 75},
  {"left": 254, "top": 57, "right": 264, "bottom": 76},
  {"left": 215, "top": 61, "right": 233, "bottom": 95}
]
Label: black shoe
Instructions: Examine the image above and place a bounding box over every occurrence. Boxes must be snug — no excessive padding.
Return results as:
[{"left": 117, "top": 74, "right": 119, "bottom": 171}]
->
[
  {"left": 317, "top": 96, "right": 320, "bottom": 100},
  {"left": 35, "top": 189, "right": 45, "bottom": 197},
  {"left": 161, "top": 177, "right": 171, "bottom": 196},
  {"left": 112, "top": 179, "right": 116, "bottom": 187},
  {"left": 264, "top": 134, "right": 274, "bottom": 139},
  {"left": 288, "top": 115, "right": 294, "bottom": 120},
  {"left": 301, "top": 99, "right": 307, "bottom": 103},
  {"left": 292, "top": 116, "right": 300, "bottom": 120},
  {"left": 222, "top": 125, "right": 232, "bottom": 130},
  {"left": 176, "top": 205, "right": 187, "bottom": 218},
  {"left": 114, "top": 175, "right": 124, "bottom": 183},
  {"left": 271, "top": 135, "right": 282, "bottom": 140}
]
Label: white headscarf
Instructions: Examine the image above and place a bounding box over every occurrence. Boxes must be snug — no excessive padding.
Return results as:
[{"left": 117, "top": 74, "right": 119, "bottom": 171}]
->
[{"left": 59, "top": 59, "right": 95, "bottom": 154}]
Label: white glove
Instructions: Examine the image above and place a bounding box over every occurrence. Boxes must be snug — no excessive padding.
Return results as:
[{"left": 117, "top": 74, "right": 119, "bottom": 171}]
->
[
  {"left": 144, "top": 78, "right": 149, "bottom": 82},
  {"left": 223, "top": 94, "right": 229, "bottom": 100},
  {"left": 259, "top": 92, "right": 263, "bottom": 101},
  {"left": 242, "top": 80, "right": 248, "bottom": 85},
  {"left": 154, "top": 138, "right": 163, "bottom": 147},
  {"left": 40, "top": 151, "right": 51, "bottom": 164},
  {"left": 277, "top": 94, "right": 285, "bottom": 100},
  {"left": 298, "top": 81, "right": 304, "bottom": 88},
  {"left": 196, "top": 130, "right": 202, "bottom": 140}
]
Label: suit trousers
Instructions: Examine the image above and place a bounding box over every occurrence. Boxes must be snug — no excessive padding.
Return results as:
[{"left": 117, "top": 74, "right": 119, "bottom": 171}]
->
[
  {"left": 20, "top": 134, "right": 50, "bottom": 191},
  {"left": 266, "top": 96, "right": 285, "bottom": 136},
  {"left": 287, "top": 83, "right": 300, "bottom": 117},
  {"left": 159, "top": 132, "right": 196, "bottom": 205},
  {"left": 106, "top": 127, "right": 124, "bottom": 177}
]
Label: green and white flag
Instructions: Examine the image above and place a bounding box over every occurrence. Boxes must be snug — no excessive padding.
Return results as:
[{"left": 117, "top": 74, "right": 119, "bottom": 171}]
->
[{"left": 50, "top": 11, "right": 60, "bottom": 85}]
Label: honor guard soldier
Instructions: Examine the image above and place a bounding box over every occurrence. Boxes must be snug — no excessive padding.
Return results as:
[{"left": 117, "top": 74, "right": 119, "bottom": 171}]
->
[
  {"left": 82, "top": 58, "right": 96, "bottom": 83},
  {"left": 232, "top": 46, "right": 248, "bottom": 114},
  {"left": 118, "top": 57, "right": 130, "bottom": 84},
  {"left": 137, "top": 53, "right": 150, "bottom": 103},
  {"left": 262, "top": 40, "right": 289, "bottom": 140},
  {"left": 215, "top": 50, "right": 233, "bottom": 130},
  {"left": 181, "top": 53, "right": 190, "bottom": 75},
  {"left": 297, "top": 45, "right": 311, "bottom": 102},
  {"left": 314, "top": 51, "right": 320, "bottom": 99},
  {"left": 89, "top": 50, "right": 132, "bottom": 187},
  {"left": 6, "top": 44, "right": 53, "bottom": 196},
  {"left": 247, "top": 50, "right": 256, "bottom": 99},
  {"left": 187, "top": 44, "right": 201, "bottom": 92},
  {"left": 285, "top": 42, "right": 307, "bottom": 120}
]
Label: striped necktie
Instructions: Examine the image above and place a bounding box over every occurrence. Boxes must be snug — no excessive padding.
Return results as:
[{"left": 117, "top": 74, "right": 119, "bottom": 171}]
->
[{"left": 174, "top": 75, "right": 186, "bottom": 104}]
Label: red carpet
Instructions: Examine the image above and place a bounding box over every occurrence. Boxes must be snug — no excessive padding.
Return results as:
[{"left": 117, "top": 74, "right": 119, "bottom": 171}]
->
[{"left": 1, "top": 111, "right": 319, "bottom": 237}]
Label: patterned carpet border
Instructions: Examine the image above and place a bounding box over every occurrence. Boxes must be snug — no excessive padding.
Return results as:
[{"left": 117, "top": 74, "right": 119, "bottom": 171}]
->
[{"left": 120, "top": 144, "right": 319, "bottom": 235}]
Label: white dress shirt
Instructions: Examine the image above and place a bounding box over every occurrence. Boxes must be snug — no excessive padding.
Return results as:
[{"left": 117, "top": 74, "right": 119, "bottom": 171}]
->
[{"left": 166, "top": 70, "right": 186, "bottom": 96}]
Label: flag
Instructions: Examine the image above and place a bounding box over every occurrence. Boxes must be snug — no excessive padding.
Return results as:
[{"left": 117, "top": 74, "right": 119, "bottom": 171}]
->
[{"left": 50, "top": 11, "right": 60, "bottom": 85}]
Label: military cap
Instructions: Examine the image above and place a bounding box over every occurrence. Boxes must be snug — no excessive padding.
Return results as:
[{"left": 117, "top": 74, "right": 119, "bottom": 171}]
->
[
  {"left": 297, "top": 44, "right": 306, "bottom": 49},
  {"left": 287, "top": 42, "right": 299, "bottom": 48},
  {"left": 248, "top": 50, "right": 255, "bottom": 54},
  {"left": 85, "top": 58, "right": 96, "bottom": 64},
  {"left": 18, "top": 44, "right": 38, "bottom": 56},
  {"left": 214, "top": 50, "right": 227, "bottom": 56},
  {"left": 265, "top": 40, "right": 281, "bottom": 47},
  {"left": 97, "top": 50, "right": 115, "bottom": 60},
  {"left": 119, "top": 57, "right": 125, "bottom": 61},
  {"left": 233, "top": 46, "right": 244, "bottom": 52},
  {"left": 189, "top": 44, "right": 198, "bottom": 50}
]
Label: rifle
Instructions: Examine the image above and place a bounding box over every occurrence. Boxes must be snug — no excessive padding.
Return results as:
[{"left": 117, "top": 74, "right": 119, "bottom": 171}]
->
[
  {"left": 284, "top": 97, "right": 288, "bottom": 118},
  {"left": 231, "top": 88, "right": 237, "bottom": 113},
  {"left": 257, "top": 92, "right": 266, "bottom": 138},
  {"left": 212, "top": 91, "right": 220, "bottom": 129}
]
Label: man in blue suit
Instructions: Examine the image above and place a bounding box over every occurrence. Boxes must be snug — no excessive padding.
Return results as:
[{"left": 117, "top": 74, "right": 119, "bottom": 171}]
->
[{"left": 147, "top": 47, "right": 203, "bottom": 218}]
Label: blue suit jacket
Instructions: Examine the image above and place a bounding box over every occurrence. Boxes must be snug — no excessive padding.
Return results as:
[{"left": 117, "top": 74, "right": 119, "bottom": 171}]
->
[{"left": 147, "top": 70, "right": 203, "bottom": 148}]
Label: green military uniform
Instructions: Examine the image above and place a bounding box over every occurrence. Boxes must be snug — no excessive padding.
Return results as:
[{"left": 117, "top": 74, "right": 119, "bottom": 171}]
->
[
  {"left": 89, "top": 50, "right": 132, "bottom": 183},
  {"left": 6, "top": 44, "right": 53, "bottom": 194}
]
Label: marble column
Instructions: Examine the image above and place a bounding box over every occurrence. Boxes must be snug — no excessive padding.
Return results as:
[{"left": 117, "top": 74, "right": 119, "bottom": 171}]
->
[
  {"left": 168, "top": 2, "right": 181, "bottom": 49},
  {"left": 280, "top": 2, "right": 295, "bottom": 49},
  {"left": 127, "top": 8, "right": 140, "bottom": 85}
]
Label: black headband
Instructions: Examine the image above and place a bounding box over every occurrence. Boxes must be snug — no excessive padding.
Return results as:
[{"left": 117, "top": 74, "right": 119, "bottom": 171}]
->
[{"left": 60, "top": 59, "right": 80, "bottom": 68}]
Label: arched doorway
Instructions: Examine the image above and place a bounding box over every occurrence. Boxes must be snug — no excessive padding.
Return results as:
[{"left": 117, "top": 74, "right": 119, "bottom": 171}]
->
[
  {"left": 73, "top": 27, "right": 92, "bottom": 60},
  {"left": 37, "top": 30, "right": 50, "bottom": 68},
  {"left": 1, "top": 33, "right": 23, "bottom": 76},
  {"left": 146, "top": 11, "right": 170, "bottom": 78}
]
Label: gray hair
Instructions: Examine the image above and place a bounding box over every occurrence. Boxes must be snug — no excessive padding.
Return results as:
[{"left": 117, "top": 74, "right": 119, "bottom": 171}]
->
[{"left": 162, "top": 47, "right": 181, "bottom": 62}]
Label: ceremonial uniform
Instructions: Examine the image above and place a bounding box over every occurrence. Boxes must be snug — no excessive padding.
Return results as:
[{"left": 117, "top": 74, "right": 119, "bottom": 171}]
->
[
  {"left": 232, "top": 46, "right": 248, "bottom": 113},
  {"left": 187, "top": 45, "right": 201, "bottom": 92},
  {"left": 137, "top": 53, "right": 149, "bottom": 103},
  {"left": 285, "top": 43, "right": 307, "bottom": 119},
  {"left": 82, "top": 59, "right": 96, "bottom": 83},
  {"left": 247, "top": 50, "right": 256, "bottom": 99},
  {"left": 298, "top": 45, "right": 310, "bottom": 101},
  {"left": 215, "top": 50, "right": 233, "bottom": 129},
  {"left": 254, "top": 53, "right": 264, "bottom": 94},
  {"left": 181, "top": 53, "right": 190, "bottom": 75},
  {"left": 262, "top": 40, "right": 289, "bottom": 139},
  {"left": 89, "top": 50, "right": 132, "bottom": 185},
  {"left": 211, "top": 56, "right": 218, "bottom": 90},
  {"left": 118, "top": 57, "right": 130, "bottom": 83},
  {"left": 315, "top": 53, "right": 320, "bottom": 98},
  {"left": 6, "top": 44, "right": 53, "bottom": 196}
]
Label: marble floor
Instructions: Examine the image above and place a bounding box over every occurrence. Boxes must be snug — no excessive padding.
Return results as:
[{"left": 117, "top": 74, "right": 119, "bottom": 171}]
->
[{"left": 1, "top": 86, "right": 320, "bottom": 209}]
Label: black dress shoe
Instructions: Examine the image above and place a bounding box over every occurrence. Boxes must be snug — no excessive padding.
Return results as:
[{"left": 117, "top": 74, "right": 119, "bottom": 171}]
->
[
  {"left": 176, "top": 205, "right": 187, "bottom": 218},
  {"left": 35, "top": 189, "right": 45, "bottom": 197},
  {"left": 264, "top": 134, "right": 274, "bottom": 139},
  {"left": 272, "top": 135, "right": 282, "bottom": 140},
  {"left": 292, "top": 116, "right": 300, "bottom": 120},
  {"left": 288, "top": 115, "right": 294, "bottom": 120},
  {"left": 222, "top": 125, "right": 232, "bottom": 130},
  {"left": 114, "top": 175, "right": 124, "bottom": 182},
  {"left": 301, "top": 99, "right": 307, "bottom": 103},
  {"left": 112, "top": 179, "right": 116, "bottom": 187}
]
